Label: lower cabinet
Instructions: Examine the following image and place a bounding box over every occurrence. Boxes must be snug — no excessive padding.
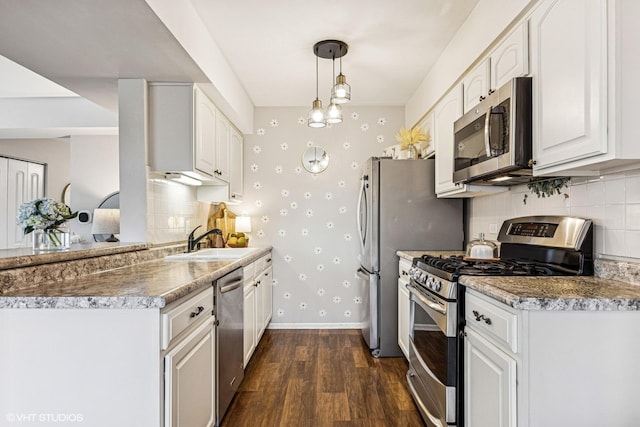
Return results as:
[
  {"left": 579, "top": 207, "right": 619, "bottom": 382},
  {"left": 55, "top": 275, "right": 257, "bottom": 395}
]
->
[
  {"left": 464, "top": 328, "right": 516, "bottom": 427},
  {"left": 397, "top": 258, "right": 411, "bottom": 359},
  {"left": 243, "top": 252, "right": 273, "bottom": 367}
]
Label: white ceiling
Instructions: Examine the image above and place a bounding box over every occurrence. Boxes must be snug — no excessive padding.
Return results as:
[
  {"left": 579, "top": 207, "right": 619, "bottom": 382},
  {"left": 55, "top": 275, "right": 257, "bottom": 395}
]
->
[{"left": 0, "top": 0, "right": 479, "bottom": 114}]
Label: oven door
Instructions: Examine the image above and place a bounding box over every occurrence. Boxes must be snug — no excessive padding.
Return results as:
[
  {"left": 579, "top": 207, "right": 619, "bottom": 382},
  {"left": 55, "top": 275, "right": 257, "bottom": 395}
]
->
[{"left": 407, "top": 282, "right": 458, "bottom": 426}]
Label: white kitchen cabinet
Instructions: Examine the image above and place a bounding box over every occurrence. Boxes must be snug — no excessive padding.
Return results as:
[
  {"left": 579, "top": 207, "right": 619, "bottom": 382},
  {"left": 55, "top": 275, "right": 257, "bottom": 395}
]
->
[
  {"left": 242, "top": 263, "right": 256, "bottom": 367},
  {"left": 259, "top": 266, "right": 273, "bottom": 336},
  {"left": 0, "top": 157, "right": 8, "bottom": 249},
  {"left": 464, "top": 288, "right": 640, "bottom": 426},
  {"left": 397, "top": 258, "right": 411, "bottom": 360},
  {"left": 164, "top": 316, "right": 215, "bottom": 427},
  {"left": 215, "top": 112, "right": 230, "bottom": 182},
  {"left": 462, "top": 60, "right": 490, "bottom": 114},
  {"left": 490, "top": 23, "right": 529, "bottom": 92},
  {"left": 242, "top": 251, "right": 273, "bottom": 366},
  {"left": 229, "top": 126, "right": 244, "bottom": 202},
  {"left": 4, "top": 158, "right": 45, "bottom": 249},
  {"left": 149, "top": 83, "right": 225, "bottom": 184}
]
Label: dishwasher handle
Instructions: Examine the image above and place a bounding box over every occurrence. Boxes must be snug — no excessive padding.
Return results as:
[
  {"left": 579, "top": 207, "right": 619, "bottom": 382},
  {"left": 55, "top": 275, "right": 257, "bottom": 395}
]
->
[{"left": 219, "top": 278, "right": 242, "bottom": 293}]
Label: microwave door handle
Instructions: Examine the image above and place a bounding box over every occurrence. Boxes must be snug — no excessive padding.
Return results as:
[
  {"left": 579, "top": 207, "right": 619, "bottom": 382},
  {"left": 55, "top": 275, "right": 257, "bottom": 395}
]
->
[{"left": 484, "top": 105, "right": 494, "bottom": 158}]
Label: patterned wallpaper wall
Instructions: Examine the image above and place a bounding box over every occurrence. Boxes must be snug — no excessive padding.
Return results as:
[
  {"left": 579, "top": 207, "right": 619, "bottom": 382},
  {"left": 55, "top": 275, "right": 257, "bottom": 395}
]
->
[{"left": 243, "top": 106, "right": 404, "bottom": 327}]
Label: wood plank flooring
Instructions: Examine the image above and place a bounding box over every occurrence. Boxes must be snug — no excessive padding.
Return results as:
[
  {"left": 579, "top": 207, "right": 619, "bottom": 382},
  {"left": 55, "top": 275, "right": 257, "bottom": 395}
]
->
[{"left": 221, "top": 329, "right": 424, "bottom": 427}]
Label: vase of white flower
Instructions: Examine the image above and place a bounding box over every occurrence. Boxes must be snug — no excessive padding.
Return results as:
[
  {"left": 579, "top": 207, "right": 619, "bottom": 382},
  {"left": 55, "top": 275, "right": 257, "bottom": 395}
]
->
[{"left": 17, "top": 198, "right": 77, "bottom": 251}]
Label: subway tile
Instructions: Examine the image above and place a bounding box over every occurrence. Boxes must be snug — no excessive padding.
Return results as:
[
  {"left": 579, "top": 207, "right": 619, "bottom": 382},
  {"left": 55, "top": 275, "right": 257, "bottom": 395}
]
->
[
  {"left": 626, "top": 231, "right": 640, "bottom": 259},
  {"left": 586, "top": 180, "right": 605, "bottom": 206},
  {"left": 604, "top": 204, "right": 625, "bottom": 230},
  {"left": 625, "top": 204, "right": 640, "bottom": 230},
  {"left": 603, "top": 229, "right": 626, "bottom": 257},
  {"left": 626, "top": 176, "right": 640, "bottom": 203},
  {"left": 604, "top": 178, "right": 625, "bottom": 204}
]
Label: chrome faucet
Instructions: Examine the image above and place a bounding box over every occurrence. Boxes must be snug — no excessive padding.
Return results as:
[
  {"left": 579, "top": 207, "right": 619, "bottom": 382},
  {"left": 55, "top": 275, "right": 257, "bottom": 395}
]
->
[{"left": 186, "top": 226, "right": 223, "bottom": 253}]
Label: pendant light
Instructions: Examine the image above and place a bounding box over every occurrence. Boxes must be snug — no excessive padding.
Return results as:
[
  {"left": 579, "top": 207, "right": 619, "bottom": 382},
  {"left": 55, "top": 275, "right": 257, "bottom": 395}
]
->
[
  {"left": 308, "top": 40, "right": 349, "bottom": 128},
  {"left": 308, "top": 54, "right": 326, "bottom": 128}
]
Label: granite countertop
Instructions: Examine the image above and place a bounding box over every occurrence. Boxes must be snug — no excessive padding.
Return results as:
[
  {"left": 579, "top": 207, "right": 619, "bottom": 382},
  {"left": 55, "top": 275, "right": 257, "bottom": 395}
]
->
[
  {"left": 461, "top": 275, "right": 640, "bottom": 311},
  {"left": 0, "top": 246, "right": 272, "bottom": 309}
]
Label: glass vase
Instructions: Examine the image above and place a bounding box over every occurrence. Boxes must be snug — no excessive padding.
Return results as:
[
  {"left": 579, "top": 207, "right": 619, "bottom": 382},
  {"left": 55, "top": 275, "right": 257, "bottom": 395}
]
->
[{"left": 32, "top": 227, "right": 71, "bottom": 252}]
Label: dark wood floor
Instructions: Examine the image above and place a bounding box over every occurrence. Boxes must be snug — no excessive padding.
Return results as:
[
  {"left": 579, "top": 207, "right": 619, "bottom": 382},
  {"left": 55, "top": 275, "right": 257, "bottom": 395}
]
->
[{"left": 221, "top": 329, "right": 424, "bottom": 427}]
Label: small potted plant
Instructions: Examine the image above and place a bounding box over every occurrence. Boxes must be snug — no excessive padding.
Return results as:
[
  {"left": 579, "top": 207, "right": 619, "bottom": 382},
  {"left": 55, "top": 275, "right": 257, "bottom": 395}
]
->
[
  {"left": 17, "top": 198, "right": 77, "bottom": 251},
  {"left": 395, "top": 126, "right": 430, "bottom": 159}
]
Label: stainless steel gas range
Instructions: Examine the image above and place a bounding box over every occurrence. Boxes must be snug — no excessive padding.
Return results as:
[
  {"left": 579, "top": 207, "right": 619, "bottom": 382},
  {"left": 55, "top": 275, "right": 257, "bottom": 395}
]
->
[{"left": 405, "top": 215, "right": 593, "bottom": 427}]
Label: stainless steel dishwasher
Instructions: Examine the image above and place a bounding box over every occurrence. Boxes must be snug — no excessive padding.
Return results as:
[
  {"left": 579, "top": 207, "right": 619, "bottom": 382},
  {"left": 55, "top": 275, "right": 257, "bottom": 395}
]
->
[{"left": 214, "top": 267, "right": 244, "bottom": 426}]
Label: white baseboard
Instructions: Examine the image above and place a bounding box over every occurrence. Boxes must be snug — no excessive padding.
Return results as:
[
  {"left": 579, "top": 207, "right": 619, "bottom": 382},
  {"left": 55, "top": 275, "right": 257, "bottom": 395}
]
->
[{"left": 267, "top": 322, "right": 365, "bottom": 330}]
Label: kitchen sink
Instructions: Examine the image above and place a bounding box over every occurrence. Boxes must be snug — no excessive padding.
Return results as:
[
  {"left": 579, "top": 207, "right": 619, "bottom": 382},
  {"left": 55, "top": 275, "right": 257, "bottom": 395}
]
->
[{"left": 165, "top": 247, "right": 259, "bottom": 261}]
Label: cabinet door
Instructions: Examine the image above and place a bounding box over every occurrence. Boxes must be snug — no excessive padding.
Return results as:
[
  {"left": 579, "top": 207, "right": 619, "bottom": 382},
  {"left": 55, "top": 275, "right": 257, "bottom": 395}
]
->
[
  {"left": 243, "top": 284, "right": 256, "bottom": 367},
  {"left": 434, "top": 86, "right": 464, "bottom": 195},
  {"left": 490, "top": 23, "right": 529, "bottom": 91},
  {"left": 254, "top": 274, "right": 265, "bottom": 342},
  {"left": 229, "top": 127, "right": 244, "bottom": 201},
  {"left": 0, "top": 157, "right": 8, "bottom": 249},
  {"left": 464, "top": 328, "right": 517, "bottom": 427},
  {"left": 260, "top": 267, "right": 273, "bottom": 331},
  {"left": 195, "top": 87, "right": 217, "bottom": 177},
  {"left": 462, "top": 59, "right": 490, "bottom": 113},
  {"left": 215, "top": 113, "right": 230, "bottom": 182},
  {"left": 7, "top": 159, "right": 29, "bottom": 248},
  {"left": 397, "top": 279, "right": 410, "bottom": 360},
  {"left": 164, "top": 317, "right": 215, "bottom": 427},
  {"left": 530, "top": 0, "right": 607, "bottom": 170}
]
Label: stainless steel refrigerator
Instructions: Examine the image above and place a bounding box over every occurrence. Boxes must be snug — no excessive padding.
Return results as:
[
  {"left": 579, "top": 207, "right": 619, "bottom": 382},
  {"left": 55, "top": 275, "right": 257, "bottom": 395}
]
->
[{"left": 356, "top": 157, "right": 463, "bottom": 357}]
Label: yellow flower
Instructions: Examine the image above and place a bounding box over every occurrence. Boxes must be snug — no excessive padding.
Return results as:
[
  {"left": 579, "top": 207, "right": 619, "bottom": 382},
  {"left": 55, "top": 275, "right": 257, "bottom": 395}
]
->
[{"left": 395, "top": 126, "right": 430, "bottom": 150}]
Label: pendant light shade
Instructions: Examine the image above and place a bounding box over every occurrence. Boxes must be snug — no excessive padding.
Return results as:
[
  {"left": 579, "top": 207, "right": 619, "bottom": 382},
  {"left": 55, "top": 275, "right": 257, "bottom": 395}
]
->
[{"left": 308, "top": 39, "right": 350, "bottom": 128}]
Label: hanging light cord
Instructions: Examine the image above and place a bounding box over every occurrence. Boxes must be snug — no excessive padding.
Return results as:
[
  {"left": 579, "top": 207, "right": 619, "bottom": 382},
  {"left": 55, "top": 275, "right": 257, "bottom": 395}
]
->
[{"left": 315, "top": 53, "right": 319, "bottom": 100}]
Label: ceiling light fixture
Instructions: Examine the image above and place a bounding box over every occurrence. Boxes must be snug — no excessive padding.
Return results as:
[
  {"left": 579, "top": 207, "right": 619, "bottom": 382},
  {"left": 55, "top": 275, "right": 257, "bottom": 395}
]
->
[{"left": 308, "top": 39, "right": 350, "bottom": 128}]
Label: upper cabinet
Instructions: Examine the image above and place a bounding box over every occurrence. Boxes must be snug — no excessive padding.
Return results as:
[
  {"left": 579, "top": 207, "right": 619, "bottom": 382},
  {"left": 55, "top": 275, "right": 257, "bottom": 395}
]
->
[
  {"left": 214, "top": 112, "right": 230, "bottom": 182},
  {"left": 530, "top": 0, "right": 640, "bottom": 175},
  {"left": 463, "top": 23, "right": 529, "bottom": 114},
  {"left": 229, "top": 127, "right": 244, "bottom": 202}
]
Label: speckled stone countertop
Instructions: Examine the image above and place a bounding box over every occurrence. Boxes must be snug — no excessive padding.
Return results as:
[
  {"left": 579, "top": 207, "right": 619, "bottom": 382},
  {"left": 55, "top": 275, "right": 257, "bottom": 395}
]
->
[
  {"left": 0, "top": 246, "right": 272, "bottom": 309},
  {"left": 397, "top": 250, "right": 464, "bottom": 261}
]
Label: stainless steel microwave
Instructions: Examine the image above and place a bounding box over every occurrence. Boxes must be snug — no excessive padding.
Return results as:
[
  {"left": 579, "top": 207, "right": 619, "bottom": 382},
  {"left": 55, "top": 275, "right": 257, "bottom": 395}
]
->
[{"left": 453, "top": 77, "right": 532, "bottom": 185}]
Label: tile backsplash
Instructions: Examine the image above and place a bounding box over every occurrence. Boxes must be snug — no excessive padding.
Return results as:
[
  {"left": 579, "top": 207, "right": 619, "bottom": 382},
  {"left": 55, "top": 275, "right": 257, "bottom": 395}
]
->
[{"left": 468, "top": 168, "right": 640, "bottom": 260}]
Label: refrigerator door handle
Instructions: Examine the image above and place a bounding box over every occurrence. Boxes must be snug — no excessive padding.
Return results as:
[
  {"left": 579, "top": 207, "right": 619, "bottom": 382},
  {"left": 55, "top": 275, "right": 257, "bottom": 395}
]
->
[
  {"left": 356, "top": 175, "right": 367, "bottom": 253},
  {"left": 356, "top": 267, "right": 370, "bottom": 281}
]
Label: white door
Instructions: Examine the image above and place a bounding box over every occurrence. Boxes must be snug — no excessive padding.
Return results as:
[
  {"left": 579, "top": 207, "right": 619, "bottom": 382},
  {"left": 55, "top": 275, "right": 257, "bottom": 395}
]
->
[
  {"left": 434, "top": 86, "right": 464, "bottom": 195},
  {"left": 194, "top": 87, "right": 217, "bottom": 177},
  {"left": 243, "top": 284, "right": 256, "bottom": 366},
  {"left": 462, "top": 59, "right": 490, "bottom": 113},
  {"left": 0, "top": 157, "right": 8, "bottom": 249},
  {"left": 164, "top": 317, "right": 215, "bottom": 427},
  {"left": 464, "top": 328, "right": 517, "bottom": 427},
  {"left": 490, "top": 23, "right": 528, "bottom": 91},
  {"left": 229, "top": 127, "right": 243, "bottom": 201},
  {"left": 397, "top": 279, "right": 410, "bottom": 359},
  {"left": 260, "top": 267, "right": 273, "bottom": 331},
  {"left": 7, "top": 159, "right": 29, "bottom": 248},
  {"left": 530, "top": 0, "right": 607, "bottom": 170},
  {"left": 215, "top": 113, "right": 230, "bottom": 182}
]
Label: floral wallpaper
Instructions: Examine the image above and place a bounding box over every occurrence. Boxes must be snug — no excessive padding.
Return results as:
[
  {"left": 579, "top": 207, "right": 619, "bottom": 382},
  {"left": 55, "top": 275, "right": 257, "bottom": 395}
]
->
[{"left": 243, "top": 106, "right": 404, "bottom": 326}]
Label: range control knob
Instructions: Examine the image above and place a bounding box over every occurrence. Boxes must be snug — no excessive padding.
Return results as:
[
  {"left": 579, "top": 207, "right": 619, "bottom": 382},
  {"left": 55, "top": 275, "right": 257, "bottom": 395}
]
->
[{"left": 433, "top": 280, "right": 442, "bottom": 292}]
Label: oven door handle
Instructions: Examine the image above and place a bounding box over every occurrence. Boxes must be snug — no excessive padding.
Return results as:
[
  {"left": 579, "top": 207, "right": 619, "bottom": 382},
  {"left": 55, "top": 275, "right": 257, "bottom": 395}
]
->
[{"left": 408, "top": 283, "right": 447, "bottom": 316}]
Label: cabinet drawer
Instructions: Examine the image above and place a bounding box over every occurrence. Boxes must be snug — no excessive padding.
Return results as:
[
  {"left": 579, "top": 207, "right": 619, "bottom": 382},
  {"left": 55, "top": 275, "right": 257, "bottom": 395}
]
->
[
  {"left": 465, "top": 291, "right": 518, "bottom": 353},
  {"left": 399, "top": 258, "right": 411, "bottom": 280},
  {"left": 161, "top": 287, "right": 213, "bottom": 350}
]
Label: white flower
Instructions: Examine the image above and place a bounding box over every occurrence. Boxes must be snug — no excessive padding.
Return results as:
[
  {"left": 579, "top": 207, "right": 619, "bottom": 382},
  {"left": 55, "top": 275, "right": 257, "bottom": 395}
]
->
[
  {"left": 343, "top": 141, "right": 351, "bottom": 150},
  {"left": 361, "top": 123, "right": 369, "bottom": 131},
  {"left": 458, "top": 142, "right": 465, "bottom": 151},
  {"left": 351, "top": 161, "right": 359, "bottom": 170},
  {"left": 298, "top": 273, "right": 307, "bottom": 281},
  {"left": 314, "top": 247, "right": 322, "bottom": 255},
  {"left": 301, "top": 228, "right": 309, "bottom": 237},
  {"left": 338, "top": 180, "right": 346, "bottom": 188},
  {"left": 279, "top": 209, "right": 288, "bottom": 217},
  {"left": 277, "top": 308, "right": 285, "bottom": 317},
  {"left": 17, "top": 198, "right": 76, "bottom": 234},
  {"left": 294, "top": 166, "right": 303, "bottom": 174},
  {"left": 253, "top": 181, "right": 262, "bottom": 190},
  {"left": 344, "top": 310, "right": 352, "bottom": 318},
  {"left": 256, "top": 128, "right": 265, "bottom": 136},
  {"left": 343, "top": 280, "right": 351, "bottom": 288},
  {"left": 281, "top": 189, "right": 290, "bottom": 197},
  {"left": 261, "top": 215, "right": 270, "bottom": 223},
  {"left": 326, "top": 222, "right": 334, "bottom": 229},
  {"left": 376, "top": 135, "right": 385, "bottom": 144},
  {"left": 278, "top": 229, "right": 286, "bottom": 237},
  {"left": 303, "top": 192, "right": 312, "bottom": 199},
  {"left": 339, "top": 206, "right": 347, "bottom": 214},
  {"left": 354, "top": 296, "right": 362, "bottom": 304},
  {"left": 250, "top": 163, "right": 259, "bottom": 172},
  {"left": 299, "top": 302, "right": 308, "bottom": 310},
  {"left": 270, "top": 119, "right": 278, "bottom": 127},
  {"left": 253, "top": 145, "right": 262, "bottom": 154},
  {"left": 283, "top": 255, "right": 292, "bottom": 263},
  {"left": 333, "top": 257, "right": 341, "bottom": 264},
  {"left": 280, "top": 142, "right": 288, "bottom": 150},
  {"left": 306, "top": 140, "right": 314, "bottom": 147},
  {"left": 290, "top": 201, "right": 298, "bottom": 209},
  {"left": 332, "top": 296, "right": 342, "bottom": 304},
  {"left": 255, "top": 200, "right": 263, "bottom": 207},
  {"left": 275, "top": 165, "right": 283, "bottom": 174},
  {"left": 351, "top": 112, "right": 359, "bottom": 120},
  {"left": 272, "top": 279, "right": 278, "bottom": 286},
  {"left": 377, "top": 117, "right": 387, "bottom": 125},
  {"left": 317, "top": 288, "right": 326, "bottom": 296},
  {"left": 256, "top": 229, "right": 265, "bottom": 238},
  {"left": 297, "top": 116, "right": 306, "bottom": 125},
  {"left": 325, "top": 192, "right": 333, "bottom": 200},
  {"left": 319, "top": 309, "right": 327, "bottom": 317},
  {"left": 283, "top": 292, "right": 291, "bottom": 299},
  {"left": 317, "top": 264, "right": 324, "bottom": 272},
  {"left": 344, "top": 233, "right": 352, "bottom": 241},
  {"left": 305, "top": 209, "right": 314, "bottom": 217}
]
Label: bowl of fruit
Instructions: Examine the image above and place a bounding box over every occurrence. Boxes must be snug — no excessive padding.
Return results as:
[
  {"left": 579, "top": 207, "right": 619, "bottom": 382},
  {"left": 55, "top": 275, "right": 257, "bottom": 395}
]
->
[{"left": 226, "top": 232, "right": 249, "bottom": 248}]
